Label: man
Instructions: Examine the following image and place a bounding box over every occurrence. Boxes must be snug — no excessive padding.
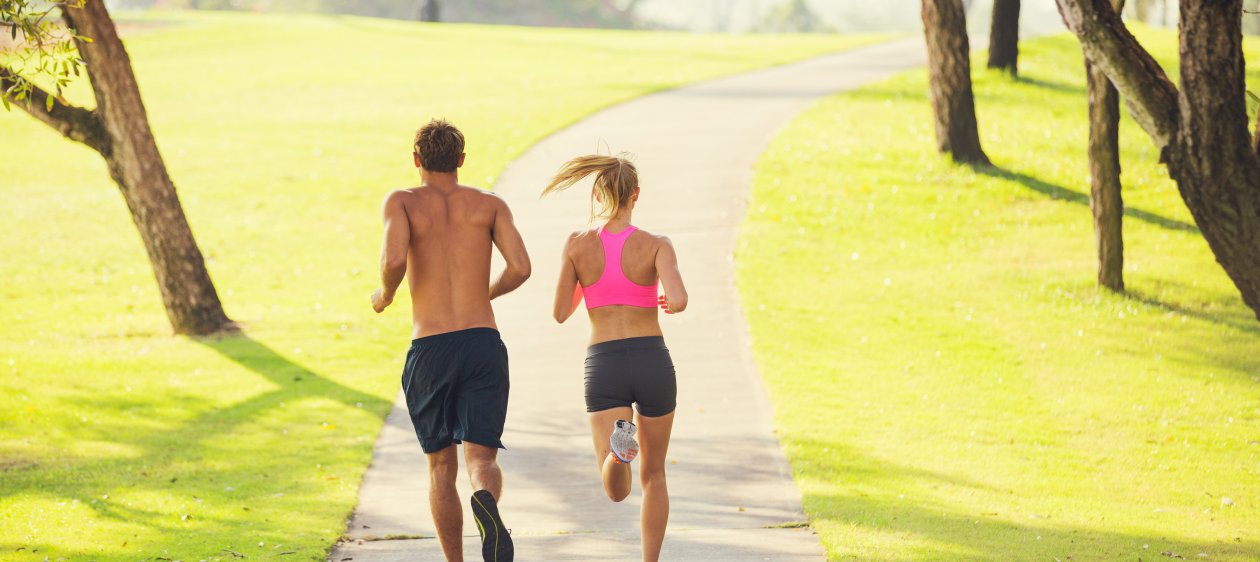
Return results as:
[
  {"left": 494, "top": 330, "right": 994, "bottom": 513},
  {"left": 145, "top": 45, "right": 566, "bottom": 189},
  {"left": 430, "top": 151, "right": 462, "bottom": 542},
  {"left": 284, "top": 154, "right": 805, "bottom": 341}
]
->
[{"left": 372, "top": 119, "right": 530, "bottom": 562}]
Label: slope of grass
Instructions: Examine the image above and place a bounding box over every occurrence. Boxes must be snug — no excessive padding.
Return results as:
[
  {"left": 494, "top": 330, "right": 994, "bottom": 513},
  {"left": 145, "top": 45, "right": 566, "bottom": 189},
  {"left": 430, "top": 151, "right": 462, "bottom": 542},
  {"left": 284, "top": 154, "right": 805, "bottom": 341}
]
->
[
  {"left": 738, "top": 28, "right": 1260, "bottom": 561},
  {"left": 0, "top": 11, "right": 883, "bottom": 561}
]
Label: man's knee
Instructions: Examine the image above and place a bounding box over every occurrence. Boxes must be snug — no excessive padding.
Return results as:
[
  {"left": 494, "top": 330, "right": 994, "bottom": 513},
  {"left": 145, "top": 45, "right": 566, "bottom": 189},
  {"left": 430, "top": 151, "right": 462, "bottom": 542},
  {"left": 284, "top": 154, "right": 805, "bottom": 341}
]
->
[
  {"left": 427, "top": 448, "right": 459, "bottom": 484},
  {"left": 466, "top": 455, "right": 500, "bottom": 479},
  {"left": 464, "top": 443, "right": 499, "bottom": 469}
]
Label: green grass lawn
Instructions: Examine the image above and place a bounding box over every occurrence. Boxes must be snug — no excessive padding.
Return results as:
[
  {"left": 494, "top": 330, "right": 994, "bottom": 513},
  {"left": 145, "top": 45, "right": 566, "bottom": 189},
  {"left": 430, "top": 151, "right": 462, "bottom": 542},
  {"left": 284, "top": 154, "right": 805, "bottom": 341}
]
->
[
  {"left": 0, "top": 11, "right": 881, "bottom": 561},
  {"left": 738, "top": 28, "right": 1260, "bottom": 561}
]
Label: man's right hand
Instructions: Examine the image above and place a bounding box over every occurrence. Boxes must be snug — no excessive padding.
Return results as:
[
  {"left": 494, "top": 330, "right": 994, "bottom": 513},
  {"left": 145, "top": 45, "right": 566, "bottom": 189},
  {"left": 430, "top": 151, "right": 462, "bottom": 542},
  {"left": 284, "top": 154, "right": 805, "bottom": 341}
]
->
[{"left": 371, "top": 288, "right": 394, "bottom": 313}]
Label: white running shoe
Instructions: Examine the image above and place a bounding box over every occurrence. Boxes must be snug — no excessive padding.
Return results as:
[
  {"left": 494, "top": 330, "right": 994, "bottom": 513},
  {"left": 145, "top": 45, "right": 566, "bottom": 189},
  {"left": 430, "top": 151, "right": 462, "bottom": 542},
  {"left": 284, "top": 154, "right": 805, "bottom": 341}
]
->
[{"left": 610, "top": 419, "right": 639, "bottom": 464}]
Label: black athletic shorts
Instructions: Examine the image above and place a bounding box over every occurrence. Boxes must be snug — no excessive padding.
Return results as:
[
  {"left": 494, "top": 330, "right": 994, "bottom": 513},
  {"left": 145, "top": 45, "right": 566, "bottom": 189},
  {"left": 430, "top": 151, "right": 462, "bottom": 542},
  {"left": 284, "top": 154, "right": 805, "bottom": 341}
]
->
[
  {"left": 402, "top": 327, "right": 510, "bottom": 453},
  {"left": 584, "top": 336, "right": 676, "bottom": 418}
]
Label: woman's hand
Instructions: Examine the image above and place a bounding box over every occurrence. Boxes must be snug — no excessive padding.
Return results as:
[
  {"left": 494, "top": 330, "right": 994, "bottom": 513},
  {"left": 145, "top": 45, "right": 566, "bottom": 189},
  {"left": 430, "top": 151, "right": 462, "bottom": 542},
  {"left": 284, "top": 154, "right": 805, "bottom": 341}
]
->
[{"left": 658, "top": 295, "right": 677, "bottom": 314}]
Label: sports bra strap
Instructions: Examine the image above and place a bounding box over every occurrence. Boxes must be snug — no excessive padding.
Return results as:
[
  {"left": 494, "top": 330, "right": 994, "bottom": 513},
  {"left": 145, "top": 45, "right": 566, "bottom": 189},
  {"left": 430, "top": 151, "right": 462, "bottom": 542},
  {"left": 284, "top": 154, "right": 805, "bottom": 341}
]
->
[{"left": 584, "top": 225, "right": 658, "bottom": 309}]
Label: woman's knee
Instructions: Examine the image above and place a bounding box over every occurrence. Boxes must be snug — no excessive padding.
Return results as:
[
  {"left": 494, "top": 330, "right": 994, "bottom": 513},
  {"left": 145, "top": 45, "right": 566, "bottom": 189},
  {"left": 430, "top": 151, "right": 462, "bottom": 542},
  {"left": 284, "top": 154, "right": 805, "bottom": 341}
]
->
[
  {"left": 605, "top": 486, "right": 631, "bottom": 503},
  {"left": 640, "top": 465, "right": 667, "bottom": 488}
]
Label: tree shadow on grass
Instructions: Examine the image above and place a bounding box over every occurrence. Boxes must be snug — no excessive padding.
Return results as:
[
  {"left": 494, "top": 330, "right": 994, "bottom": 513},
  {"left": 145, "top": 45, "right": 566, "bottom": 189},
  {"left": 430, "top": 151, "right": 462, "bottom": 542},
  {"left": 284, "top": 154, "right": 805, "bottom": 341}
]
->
[
  {"left": 1014, "top": 75, "right": 1086, "bottom": 95},
  {"left": 197, "top": 334, "right": 390, "bottom": 415},
  {"left": 979, "top": 165, "right": 1199, "bottom": 234},
  {"left": 0, "top": 333, "right": 392, "bottom": 558},
  {"left": 789, "top": 439, "right": 1260, "bottom": 561},
  {"left": 811, "top": 489, "right": 1258, "bottom": 561},
  {"left": 1126, "top": 286, "right": 1260, "bottom": 337}
]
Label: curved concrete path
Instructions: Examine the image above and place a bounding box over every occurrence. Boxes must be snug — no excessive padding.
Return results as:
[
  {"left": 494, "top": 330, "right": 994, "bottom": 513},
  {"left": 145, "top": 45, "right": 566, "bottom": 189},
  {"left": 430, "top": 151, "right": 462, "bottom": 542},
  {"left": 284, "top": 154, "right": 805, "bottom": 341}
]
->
[{"left": 331, "top": 38, "right": 927, "bottom": 562}]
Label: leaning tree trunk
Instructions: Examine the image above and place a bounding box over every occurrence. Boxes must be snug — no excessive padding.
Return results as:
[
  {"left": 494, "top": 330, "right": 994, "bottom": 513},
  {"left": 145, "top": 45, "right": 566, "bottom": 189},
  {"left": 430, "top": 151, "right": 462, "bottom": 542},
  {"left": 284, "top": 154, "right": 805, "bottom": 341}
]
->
[
  {"left": 1165, "top": 1, "right": 1260, "bottom": 316},
  {"left": 9, "top": 1, "right": 234, "bottom": 335},
  {"left": 922, "top": 0, "right": 990, "bottom": 165},
  {"left": 1055, "top": 0, "right": 1260, "bottom": 319},
  {"left": 987, "top": 0, "right": 1020, "bottom": 75},
  {"left": 1084, "top": 0, "right": 1125, "bottom": 292}
]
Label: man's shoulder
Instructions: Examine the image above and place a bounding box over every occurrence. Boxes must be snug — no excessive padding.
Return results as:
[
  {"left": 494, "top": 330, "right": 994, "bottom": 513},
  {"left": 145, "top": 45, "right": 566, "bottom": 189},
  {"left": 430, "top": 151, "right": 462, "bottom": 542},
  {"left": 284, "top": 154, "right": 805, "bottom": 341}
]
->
[
  {"left": 454, "top": 184, "right": 508, "bottom": 206},
  {"left": 381, "top": 188, "right": 421, "bottom": 213},
  {"left": 385, "top": 187, "right": 419, "bottom": 200}
]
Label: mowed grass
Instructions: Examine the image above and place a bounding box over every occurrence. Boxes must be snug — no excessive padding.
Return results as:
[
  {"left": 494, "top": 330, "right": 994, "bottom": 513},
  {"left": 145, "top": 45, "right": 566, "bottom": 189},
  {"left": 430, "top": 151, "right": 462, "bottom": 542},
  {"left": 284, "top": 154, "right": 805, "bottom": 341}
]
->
[
  {"left": 0, "top": 11, "right": 882, "bottom": 561},
  {"left": 738, "top": 28, "right": 1260, "bottom": 561}
]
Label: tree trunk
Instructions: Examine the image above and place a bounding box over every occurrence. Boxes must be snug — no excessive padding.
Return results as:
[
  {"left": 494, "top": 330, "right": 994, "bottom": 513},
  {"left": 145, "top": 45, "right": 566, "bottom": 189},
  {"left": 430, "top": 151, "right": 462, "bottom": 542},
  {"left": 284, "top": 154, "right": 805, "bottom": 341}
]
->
[
  {"left": 1132, "top": 0, "right": 1153, "bottom": 22},
  {"left": 1165, "top": 0, "right": 1260, "bottom": 316},
  {"left": 63, "top": 1, "right": 234, "bottom": 335},
  {"left": 987, "top": 0, "right": 1020, "bottom": 75},
  {"left": 922, "top": 0, "right": 990, "bottom": 165},
  {"left": 1084, "top": 0, "right": 1125, "bottom": 292},
  {"left": 1055, "top": 0, "right": 1260, "bottom": 319},
  {"left": 417, "top": 0, "right": 440, "bottom": 22}
]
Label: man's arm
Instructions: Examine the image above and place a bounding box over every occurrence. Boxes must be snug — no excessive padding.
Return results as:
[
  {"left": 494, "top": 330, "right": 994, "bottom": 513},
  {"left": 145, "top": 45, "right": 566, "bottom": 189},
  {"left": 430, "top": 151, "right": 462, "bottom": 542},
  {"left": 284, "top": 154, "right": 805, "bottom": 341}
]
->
[
  {"left": 372, "top": 191, "right": 410, "bottom": 313},
  {"left": 489, "top": 197, "right": 531, "bottom": 300}
]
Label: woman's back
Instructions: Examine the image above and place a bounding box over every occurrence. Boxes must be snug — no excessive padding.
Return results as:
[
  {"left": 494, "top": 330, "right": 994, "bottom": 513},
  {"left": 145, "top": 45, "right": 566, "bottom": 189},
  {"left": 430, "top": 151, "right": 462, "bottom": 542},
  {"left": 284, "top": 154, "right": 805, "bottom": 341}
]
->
[{"left": 568, "top": 225, "right": 663, "bottom": 344}]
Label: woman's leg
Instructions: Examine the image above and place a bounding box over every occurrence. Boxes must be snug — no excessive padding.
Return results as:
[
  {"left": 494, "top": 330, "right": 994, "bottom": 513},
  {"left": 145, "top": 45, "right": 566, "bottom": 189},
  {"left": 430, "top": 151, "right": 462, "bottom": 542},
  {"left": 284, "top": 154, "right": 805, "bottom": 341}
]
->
[
  {"left": 589, "top": 406, "right": 634, "bottom": 502},
  {"left": 635, "top": 409, "right": 675, "bottom": 562}
]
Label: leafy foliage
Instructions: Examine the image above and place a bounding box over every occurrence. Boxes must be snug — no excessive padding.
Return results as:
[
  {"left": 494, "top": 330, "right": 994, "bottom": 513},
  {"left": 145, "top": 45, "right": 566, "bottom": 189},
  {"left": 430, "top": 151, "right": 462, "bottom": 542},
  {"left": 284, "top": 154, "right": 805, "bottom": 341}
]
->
[{"left": 0, "top": 0, "right": 88, "bottom": 111}]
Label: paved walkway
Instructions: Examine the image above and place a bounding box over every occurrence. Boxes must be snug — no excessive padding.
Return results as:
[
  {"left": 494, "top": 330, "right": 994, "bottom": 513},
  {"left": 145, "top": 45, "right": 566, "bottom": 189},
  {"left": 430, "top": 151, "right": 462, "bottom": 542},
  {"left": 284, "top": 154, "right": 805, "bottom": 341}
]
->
[{"left": 331, "top": 38, "right": 928, "bottom": 562}]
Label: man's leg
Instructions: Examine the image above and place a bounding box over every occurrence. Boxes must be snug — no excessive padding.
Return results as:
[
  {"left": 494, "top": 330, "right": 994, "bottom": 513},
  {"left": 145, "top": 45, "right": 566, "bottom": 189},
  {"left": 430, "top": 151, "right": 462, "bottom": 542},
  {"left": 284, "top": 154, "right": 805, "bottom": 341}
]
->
[
  {"left": 463, "top": 442, "right": 502, "bottom": 499},
  {"left": 465, "top": 441, "right": 513, "bottom": 561},
  {"left": 427, "top": 445, "right": 463, "bottom": 562},
  {"left": 457, "top": 330, "right": 513, "bottom": 561}
]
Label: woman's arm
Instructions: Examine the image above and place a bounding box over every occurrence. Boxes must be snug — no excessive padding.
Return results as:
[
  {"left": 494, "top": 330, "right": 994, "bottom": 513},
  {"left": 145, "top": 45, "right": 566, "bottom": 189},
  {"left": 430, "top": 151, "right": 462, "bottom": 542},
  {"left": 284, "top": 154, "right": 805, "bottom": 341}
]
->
[
  {"left": 553, "top": 234, "right": 584, "bottom": 323},
  {"left": 655, "top": 236, "right": 688, "bottom": 314}
]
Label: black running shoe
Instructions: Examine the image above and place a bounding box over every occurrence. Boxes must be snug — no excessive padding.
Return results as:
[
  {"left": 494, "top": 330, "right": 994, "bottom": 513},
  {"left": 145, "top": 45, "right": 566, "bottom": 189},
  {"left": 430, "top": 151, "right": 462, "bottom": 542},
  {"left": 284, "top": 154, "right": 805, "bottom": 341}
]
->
[{"left": 470, "top": 489, "right": 513, "bottom": 562}]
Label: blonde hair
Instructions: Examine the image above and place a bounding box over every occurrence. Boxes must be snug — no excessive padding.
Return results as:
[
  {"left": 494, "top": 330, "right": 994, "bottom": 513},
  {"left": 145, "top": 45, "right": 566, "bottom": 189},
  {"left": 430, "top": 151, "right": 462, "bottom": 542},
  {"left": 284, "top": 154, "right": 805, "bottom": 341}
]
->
[{"left": 541, "top": 155, "right": 638, "bottom": 221}]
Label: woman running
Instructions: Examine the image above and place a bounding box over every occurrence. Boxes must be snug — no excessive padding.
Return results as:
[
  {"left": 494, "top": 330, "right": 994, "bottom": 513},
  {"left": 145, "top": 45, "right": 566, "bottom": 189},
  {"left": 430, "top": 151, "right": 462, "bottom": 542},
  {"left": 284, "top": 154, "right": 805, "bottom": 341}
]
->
[{"left": 542, "top": 154, "right": 688, "bottom": 562}]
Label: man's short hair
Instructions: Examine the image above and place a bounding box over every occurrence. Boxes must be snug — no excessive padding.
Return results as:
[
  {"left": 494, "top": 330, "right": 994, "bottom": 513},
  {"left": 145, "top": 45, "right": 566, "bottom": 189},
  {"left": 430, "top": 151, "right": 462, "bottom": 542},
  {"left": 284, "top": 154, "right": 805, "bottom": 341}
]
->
[{"left": 413, "top": 119, "right": 465, "bottom": 173}]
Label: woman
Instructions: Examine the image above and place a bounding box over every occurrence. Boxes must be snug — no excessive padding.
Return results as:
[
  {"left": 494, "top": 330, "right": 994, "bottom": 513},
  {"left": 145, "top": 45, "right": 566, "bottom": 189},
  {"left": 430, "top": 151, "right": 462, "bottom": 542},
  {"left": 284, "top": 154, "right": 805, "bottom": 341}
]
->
[{"left": 543, "top": 154, "right": 688, "bottom": 562}]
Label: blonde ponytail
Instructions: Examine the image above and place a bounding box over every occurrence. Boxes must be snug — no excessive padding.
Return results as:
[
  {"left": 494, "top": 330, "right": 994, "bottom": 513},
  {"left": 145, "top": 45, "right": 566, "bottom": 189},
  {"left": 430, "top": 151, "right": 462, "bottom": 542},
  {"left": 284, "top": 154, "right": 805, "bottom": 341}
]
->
[{"left": 541, "top": 154, "right": 639, "bottom": 221}]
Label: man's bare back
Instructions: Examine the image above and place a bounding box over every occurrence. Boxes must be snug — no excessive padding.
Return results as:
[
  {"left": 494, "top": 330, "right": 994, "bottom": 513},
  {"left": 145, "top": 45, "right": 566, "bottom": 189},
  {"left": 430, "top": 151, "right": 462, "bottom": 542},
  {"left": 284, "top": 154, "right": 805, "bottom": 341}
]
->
[
  {"left": 376, "top": 184, "right": 530, "bottom": 338},
  {"left": 372, "top": 119, "right": 525, "bottom": 562}
]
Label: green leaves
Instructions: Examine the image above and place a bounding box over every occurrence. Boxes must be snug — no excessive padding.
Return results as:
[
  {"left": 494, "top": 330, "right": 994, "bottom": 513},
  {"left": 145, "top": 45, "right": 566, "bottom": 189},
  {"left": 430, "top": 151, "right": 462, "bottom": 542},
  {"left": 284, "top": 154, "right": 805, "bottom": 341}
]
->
[{"left": 1, "top": 0, "right": 89, "bottom": 111}]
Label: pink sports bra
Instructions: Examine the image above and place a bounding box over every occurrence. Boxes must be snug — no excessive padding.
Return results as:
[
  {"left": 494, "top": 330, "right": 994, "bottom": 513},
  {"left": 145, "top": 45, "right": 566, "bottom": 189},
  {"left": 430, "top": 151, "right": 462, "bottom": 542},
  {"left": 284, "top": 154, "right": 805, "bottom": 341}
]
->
[{"left": 582, "top": 225, "right": 659, "bottom": 310}]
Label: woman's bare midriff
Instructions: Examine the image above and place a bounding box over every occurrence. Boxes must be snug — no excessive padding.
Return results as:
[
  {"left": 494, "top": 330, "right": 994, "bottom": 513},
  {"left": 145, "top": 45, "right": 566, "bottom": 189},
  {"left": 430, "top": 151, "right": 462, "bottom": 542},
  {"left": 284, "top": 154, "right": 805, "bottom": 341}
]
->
[{"left": 587, "top": 305, "right": 662, "bottom": 345}]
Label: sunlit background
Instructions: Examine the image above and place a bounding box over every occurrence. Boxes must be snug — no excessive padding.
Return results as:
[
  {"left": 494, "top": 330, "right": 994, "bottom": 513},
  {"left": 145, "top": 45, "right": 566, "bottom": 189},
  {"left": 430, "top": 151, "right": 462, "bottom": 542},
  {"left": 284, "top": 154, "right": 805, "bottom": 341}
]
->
[{"left": 104, "top": 0, "right": 1201, "bottom": 33}]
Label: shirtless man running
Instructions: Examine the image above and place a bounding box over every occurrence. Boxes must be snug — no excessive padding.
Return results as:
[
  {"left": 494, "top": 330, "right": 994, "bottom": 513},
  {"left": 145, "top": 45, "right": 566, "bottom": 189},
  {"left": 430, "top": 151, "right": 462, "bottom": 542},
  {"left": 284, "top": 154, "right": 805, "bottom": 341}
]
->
[{"left": 371, "top": 119, "right": 530, "bottom": 562}]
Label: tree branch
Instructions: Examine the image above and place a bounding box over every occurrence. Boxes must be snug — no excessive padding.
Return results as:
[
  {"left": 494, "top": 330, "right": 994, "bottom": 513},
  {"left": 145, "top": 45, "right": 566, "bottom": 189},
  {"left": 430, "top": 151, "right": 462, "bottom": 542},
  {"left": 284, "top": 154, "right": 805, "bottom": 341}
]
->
[
  {"left": 1055, "top": 0, "right": 1179, "bottom": 152},
  {"left": 1, "top": 66, "right": 110, "bottom": 155}
]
